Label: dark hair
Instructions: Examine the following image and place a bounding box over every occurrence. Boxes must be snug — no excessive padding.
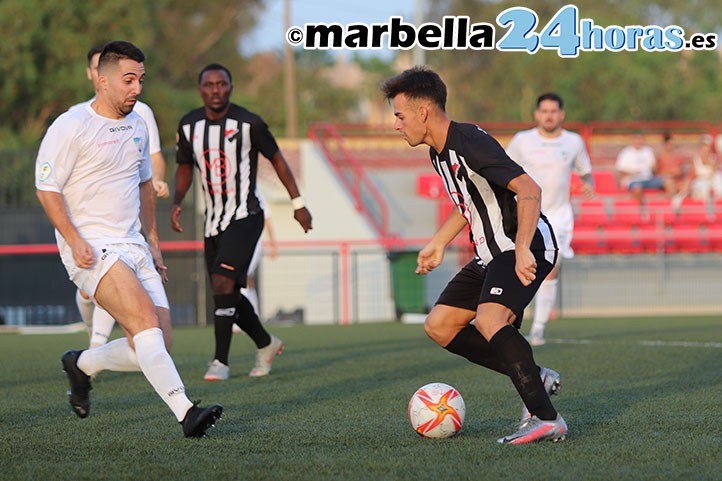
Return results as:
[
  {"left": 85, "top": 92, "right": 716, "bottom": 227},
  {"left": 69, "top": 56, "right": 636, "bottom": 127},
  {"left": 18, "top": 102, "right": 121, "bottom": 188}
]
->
[
  {"left": 381, "top": 65, "right": 447, "bottom": 111},
  {"left": 536, "top": 92, "right": 564, "bottom": 110},
  {"left": 87, "top": 44, "right": 105, "bottom": 66},
  {"left": 198, "top": 63, "right": 233, "bottom": 85},
  {"left": 98, "top": 41, "right": 145, "bottom": 71},
  {"left": 663, "top": 131, "right": 672, "bottom": 143}
]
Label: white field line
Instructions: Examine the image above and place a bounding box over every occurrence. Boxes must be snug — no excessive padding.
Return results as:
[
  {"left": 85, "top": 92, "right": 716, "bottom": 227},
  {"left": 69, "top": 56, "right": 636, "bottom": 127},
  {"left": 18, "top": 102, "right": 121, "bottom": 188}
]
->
[{"left": 546, "top": 338, "right": 722, "bottom": 349}]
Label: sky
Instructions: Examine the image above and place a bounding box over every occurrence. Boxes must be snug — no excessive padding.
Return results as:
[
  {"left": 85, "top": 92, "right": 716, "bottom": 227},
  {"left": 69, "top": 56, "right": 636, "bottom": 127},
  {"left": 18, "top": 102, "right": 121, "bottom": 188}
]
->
[{"left": 243, "top": 0, "right": 419, "bottom": 57}]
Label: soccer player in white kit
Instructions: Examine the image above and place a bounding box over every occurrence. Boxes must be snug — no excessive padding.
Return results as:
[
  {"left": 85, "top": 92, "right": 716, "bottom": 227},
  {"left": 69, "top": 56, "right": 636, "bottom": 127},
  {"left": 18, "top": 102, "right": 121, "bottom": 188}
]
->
[
  {"left": 506, "top": 93, "right": 594, "bottom": 346},
  {"left": 72, "top": 44, "right": 171, "bottom": 350},
  {"left": 35, "top": 41, "right": 222, "bottom": 437}
]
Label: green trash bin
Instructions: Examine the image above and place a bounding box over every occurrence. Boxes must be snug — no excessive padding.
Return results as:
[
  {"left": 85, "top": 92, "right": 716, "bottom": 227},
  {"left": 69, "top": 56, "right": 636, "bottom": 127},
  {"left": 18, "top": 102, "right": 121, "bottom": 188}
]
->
[{"left": 388, "top": 251, "right": 426, "bottom": 319}]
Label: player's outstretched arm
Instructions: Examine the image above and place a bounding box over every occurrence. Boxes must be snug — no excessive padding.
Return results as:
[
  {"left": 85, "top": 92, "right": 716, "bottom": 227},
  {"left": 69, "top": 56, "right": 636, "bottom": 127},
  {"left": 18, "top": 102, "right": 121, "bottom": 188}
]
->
[
  {"left": 507, "top": 173, "right": 541, "bottom": 286},
  {"left": 417, "top": 208, "right": 467, "bottom": 275},
  {"left": 268, "top": 150, "right": 312, "bottom": 232},
  {"left": 36, "top": 190, "right": 95, "bottom": 268},
  {"left": 171, "top": 163, "right": 194, "bottom": 233}
]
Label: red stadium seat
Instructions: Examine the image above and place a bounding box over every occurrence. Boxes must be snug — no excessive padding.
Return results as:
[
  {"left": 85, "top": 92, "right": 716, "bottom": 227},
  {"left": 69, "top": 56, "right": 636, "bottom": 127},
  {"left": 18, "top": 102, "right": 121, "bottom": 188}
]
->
[
  {"left": 645, "top": 198, "right": 676, "bottom": 226},
  {"left": 575, "top": 199, "right": 609, "bottom": 227},
  {"left": 416, "top": 174, "right": 444, "bottom": 199},
  {"left": 592, "top": 170, "right": 620, "bottom": 195},
  {"left": 676, "top": 198, "right": 711, "bottom": 225},
  {"left": 706, "top": 224, "right": 722, "bottom": 251},
  {"left": 667, "top": 224, "right": 708, "bottom": 253},
  {"left": 637, "top": 224, "right": 664, "bottom": 253},
  {"left": 611, "top": 199, "right": 647, "bottom": 226},
  {"left": 604, "top": 224, "right": 642, "bottom": 253},
  {"left": 571, "top": 225, "right": 608, "bottom": 254}
]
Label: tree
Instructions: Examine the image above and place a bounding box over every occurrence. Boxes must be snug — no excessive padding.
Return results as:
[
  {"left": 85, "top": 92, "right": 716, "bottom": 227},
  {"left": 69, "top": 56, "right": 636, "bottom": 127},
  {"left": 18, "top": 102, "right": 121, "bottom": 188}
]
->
[
  {"left": 0, "top": 0, "right": 153, "bottom": 147},
  {"left": 425, "top": 0, "right": 722, "bottom": 122},
  {"left": 0, "top": 0, "right": 264, "bottom": 148}
]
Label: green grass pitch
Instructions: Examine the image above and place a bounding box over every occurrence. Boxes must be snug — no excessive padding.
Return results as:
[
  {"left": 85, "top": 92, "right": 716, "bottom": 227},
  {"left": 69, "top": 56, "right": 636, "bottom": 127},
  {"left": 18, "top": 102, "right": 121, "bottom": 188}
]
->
[{"left": 1, "top": 316, "right": 720, "bottom": 480}]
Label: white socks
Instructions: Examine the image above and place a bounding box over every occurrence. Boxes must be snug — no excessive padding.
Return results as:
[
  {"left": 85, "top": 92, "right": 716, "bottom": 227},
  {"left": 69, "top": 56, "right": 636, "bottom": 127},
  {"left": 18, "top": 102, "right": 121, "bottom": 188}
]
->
[
  {"left": 76, "top": 327, "right": 193, "bottom": 422},
  {"left": 76, "top": 290, "right": 118, "bottom": 348},
  {"left": 75, "top": 290, "right": 94, "bottom": 329},
  {"left": 77, "top": 337, "right": 140, "bottom": 374},
  {"left": 530, "top": 279, "right": 558, "bottom": 339},
  {"left": 133, "top": 328, "right": 193, "bottom": 422},
  {"left": 90, "top": 307, "right": 116, "bottom": 348},
  {"left": 241, "top": 287, "right": 259, "bottom": 316}
]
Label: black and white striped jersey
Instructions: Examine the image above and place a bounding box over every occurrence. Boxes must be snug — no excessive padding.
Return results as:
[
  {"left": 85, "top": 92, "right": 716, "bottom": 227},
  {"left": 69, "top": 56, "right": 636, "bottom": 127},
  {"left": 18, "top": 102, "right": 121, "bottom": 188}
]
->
[
  {"left": 430, "top": 121, "right": 557, "bottom": 266},
  {"left": 176, "top": 104, "right": 278, "bottom": 237}
]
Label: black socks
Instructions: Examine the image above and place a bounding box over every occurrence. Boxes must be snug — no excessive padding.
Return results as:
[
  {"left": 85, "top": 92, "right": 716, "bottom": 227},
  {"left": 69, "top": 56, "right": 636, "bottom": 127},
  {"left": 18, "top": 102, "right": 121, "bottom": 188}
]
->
[
  {"left": 444, "top": 325, "right": 507, "bottom": 375},
  {"left": 212, "top": 294, "right": 237, "bottom": 365},
  {"left": 234, "top": 294, "right": 271, "bottom": 349},
  {"left": 489, "top": 325, "right": 557, "bottom": 421}
]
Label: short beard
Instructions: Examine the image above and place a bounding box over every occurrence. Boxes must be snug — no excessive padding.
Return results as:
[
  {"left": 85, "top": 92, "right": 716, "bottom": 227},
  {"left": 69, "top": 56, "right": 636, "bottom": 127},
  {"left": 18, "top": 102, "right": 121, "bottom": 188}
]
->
[{"left": 208, "top": 102, "right": 230, "bottom": 113}]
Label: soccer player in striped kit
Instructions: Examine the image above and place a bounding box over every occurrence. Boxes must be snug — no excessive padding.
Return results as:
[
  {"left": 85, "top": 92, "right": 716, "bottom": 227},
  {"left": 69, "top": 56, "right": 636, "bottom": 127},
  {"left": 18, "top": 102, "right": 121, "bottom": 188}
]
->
[
  {"left": 172, "top": 64, "right": 312, "bottom": 381},
  {"left": 382, "top": 66, "right": 567, "bottom": 444}
]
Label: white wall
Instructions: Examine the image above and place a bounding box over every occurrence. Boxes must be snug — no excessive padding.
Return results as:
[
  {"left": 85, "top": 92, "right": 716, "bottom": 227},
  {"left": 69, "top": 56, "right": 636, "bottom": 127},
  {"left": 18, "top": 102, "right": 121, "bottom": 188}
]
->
[{"left": 258, "top": 140, "right": 396, "bottom": 324}]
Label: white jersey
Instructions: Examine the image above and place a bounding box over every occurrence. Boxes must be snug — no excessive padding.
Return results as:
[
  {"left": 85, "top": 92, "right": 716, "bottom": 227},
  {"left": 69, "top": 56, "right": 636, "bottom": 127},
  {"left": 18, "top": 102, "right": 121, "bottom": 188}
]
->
[
  {"left": 35, "top": 103, "right": 152, "bottom": 249},
  {"left": 70, "top": 98, "right": 161, "bottom": 155},
  {"left": 506, "top": 128, "right": 592, "bottom": 229}
]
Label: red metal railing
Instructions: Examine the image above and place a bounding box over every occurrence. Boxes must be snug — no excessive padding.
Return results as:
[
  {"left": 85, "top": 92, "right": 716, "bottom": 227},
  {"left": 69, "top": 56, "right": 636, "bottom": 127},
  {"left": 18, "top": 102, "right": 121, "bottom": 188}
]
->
[{"left": 308, "top": 123, "right": 390, "bottom": 237}]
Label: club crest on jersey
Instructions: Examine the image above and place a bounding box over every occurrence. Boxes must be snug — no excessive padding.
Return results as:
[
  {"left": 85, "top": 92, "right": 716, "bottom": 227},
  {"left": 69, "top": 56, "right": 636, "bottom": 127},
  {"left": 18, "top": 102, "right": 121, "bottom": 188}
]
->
[
  {"left": 38, "top": 162, "right": 52, "bottom": 182},
  {"left": 224, "top": 129, "right": 239, "bottom": 141},
  {"left": 133, "top": 137, "right": 142, "bottom": 152}
]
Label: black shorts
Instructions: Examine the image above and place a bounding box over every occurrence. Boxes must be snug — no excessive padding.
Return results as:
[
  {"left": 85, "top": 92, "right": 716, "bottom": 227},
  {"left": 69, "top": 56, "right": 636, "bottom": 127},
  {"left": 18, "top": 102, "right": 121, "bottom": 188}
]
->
[
  {"left": 204, "top": 213, "right": 264, "bottom": 287},
  {"left": 436, "top": 250, "right": 557, "bottom": 328}
]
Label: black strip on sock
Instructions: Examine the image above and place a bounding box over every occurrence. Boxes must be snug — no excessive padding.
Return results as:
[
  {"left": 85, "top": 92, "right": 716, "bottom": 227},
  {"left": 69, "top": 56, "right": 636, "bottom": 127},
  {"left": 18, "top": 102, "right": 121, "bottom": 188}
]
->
[
  {"left": 489, "top": 325, "right": 557, "bottom": 421},
  {"left": 212, "top": 293, "right": 237, "bottom": 365},
  {"left": 234, "top": 294, "right": 271, "bottom": 349},
  {"left": 445, "top": 325, "right": 507, "bottom": 375}
]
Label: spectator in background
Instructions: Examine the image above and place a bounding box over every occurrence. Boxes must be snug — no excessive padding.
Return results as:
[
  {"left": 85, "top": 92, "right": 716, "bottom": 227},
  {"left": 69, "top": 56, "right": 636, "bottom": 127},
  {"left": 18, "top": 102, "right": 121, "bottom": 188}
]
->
[
  {"left": 656, "top": 131, "right": 689, "bottom": 208},
  {"left": 616, "top": 133, "right": 663, "bottom": 202},
  {"left": 689, "top": 135, "right": 722, "bottom": 201}
]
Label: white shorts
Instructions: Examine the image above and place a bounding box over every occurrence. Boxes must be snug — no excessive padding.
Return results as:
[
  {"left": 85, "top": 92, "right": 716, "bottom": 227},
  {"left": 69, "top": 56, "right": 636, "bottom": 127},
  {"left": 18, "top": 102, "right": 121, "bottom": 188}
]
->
[
  {"left": 59, "top": 242, "right": 169, "bottom": 309},
  {"left": 546, "top": 214, "right": 575, "bottom": 260}
]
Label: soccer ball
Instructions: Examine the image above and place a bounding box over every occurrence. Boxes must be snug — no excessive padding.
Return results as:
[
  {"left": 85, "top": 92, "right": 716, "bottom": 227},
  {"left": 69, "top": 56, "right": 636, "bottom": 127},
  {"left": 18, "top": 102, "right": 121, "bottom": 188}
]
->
[{"left": 408, "top": 382, "right": 465, "bottom": 438}]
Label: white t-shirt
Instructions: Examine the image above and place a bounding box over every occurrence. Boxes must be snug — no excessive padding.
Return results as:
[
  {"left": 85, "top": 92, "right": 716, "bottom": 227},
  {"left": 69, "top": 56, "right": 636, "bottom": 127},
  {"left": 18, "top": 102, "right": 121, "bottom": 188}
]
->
[
  {"left": 506, "top": 128, "right": 592, "bottom": 229},
  {"left": 70, "top": 98, "right": 161, "bottom": 155},
  {"left": 35, "top": 103, "right": 152, "bottom": 249},
  {"left": 615, "top": 145, "right": 656, "bottom": 186}
]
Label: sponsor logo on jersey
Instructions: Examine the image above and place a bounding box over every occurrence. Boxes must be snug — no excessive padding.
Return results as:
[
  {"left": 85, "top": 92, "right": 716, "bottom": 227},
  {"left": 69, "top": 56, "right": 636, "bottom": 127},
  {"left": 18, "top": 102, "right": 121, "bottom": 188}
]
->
[
  {"left": 109, "top": 125, "right": 133, "bottom": 133},
  {"left": 490, "top": 287, "right": 503, "bottom": 295}
]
